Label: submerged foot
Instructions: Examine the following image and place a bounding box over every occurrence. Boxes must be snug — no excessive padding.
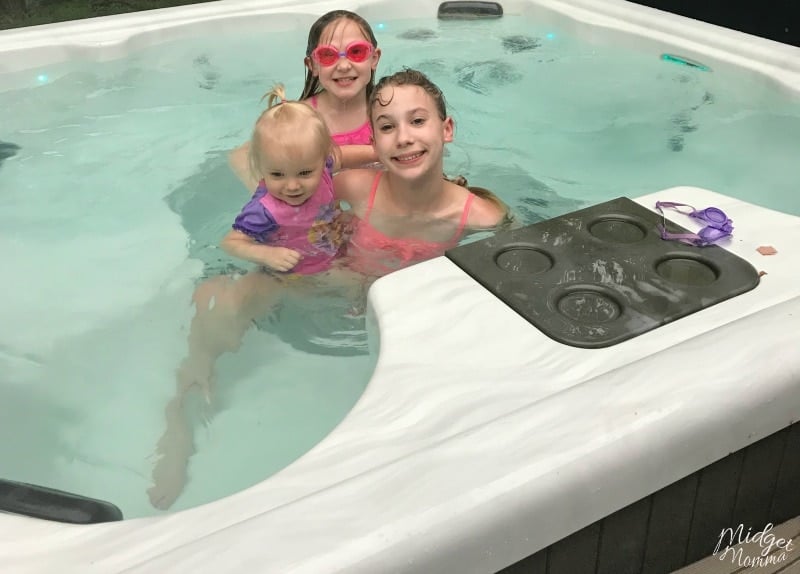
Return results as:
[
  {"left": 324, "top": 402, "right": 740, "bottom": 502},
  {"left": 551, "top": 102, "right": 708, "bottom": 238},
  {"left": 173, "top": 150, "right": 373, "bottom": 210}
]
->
[
  {"left": 147, "top": 372, "right": 207, "bottom": 511},
  {"left": 148, "top": 419, "right": 193, "bottom": 510},
  {"left": 148, "top": 396, "right": 195, "bottom": 510},
  {"left": 148, "top": 452, "right": 189, "bottom": 510}
]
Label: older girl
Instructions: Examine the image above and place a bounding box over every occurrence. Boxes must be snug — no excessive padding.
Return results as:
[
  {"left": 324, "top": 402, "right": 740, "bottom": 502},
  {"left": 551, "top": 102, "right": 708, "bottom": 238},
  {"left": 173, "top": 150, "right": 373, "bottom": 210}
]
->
[{"left": 335, "top": 68, "right": 507, "bottom": 276}]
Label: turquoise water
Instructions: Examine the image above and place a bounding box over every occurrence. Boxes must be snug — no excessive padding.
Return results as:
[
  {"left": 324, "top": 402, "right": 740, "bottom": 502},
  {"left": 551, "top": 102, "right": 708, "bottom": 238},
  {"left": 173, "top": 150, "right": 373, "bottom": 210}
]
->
[
  {"left": 1, "top": 13, "right": 799, "bottom": 519},
  {"left": 397, "top": 18, "right": 800, "bottom": 219}
]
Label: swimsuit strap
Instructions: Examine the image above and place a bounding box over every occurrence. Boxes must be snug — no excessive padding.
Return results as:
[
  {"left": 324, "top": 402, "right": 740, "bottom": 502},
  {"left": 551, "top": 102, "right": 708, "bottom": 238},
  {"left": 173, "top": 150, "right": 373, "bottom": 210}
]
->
[
  {"left": 452, "top": 193, "right": 475, "bottom": 239},
  {"left": 364, "top": 173, "right": 475, "bottom": 239},
  {"left": 309, "top": 95, "right": 318, "bottom": 109},
  {"left": 363, "top": 170, "right": 383, "bottom": 222}
]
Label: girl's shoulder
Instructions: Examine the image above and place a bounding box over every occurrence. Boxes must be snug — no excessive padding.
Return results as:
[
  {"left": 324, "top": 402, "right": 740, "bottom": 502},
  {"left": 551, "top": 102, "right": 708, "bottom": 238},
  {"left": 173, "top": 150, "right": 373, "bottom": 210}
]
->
[{"left": 464, "top": 187, "right": 509, "bottom": 229}]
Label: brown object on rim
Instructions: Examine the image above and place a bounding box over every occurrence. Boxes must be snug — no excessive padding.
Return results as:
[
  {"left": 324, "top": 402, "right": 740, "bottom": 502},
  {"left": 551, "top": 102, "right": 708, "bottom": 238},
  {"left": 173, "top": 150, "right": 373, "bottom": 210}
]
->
[
  {"left": 756, "top": 245, "right": 778, "bottom": 255},
  {"left": 759, "top": 270, "right": 768, "bottom": 277}
]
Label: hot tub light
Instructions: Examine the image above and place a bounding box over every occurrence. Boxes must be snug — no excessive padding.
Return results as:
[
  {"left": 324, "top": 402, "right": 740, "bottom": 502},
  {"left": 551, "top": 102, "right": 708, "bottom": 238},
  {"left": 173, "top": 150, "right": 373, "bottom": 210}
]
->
[
  {"left": 36, "top": 73, "right": 48, "bottom": 83},
  {"left": 546, "top": 32, "right": 555, "bottom": 40},
  {"left": 376, "top": 22, "right": 386, "bottom": 30},
  {"left": 660, "top": 53, "right": 711, "bottom": 72}
]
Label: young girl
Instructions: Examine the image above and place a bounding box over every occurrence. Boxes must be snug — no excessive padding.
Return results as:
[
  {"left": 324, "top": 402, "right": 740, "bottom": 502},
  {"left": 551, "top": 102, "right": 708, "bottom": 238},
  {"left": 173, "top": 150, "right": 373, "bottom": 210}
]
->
[
  {"left": 147, "top": 84, "right": 351, "bottom": 510},
  {"left": 229, "top": 10, "right": 382, "bottom": 191},
  {"left": 335, "top": 68, "right": 510, "bottom": 275}
]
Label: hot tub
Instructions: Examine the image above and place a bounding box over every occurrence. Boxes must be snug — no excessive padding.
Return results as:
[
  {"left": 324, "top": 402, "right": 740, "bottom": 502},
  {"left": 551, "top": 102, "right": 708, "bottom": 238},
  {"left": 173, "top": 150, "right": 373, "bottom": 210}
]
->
[{"left": 1, "top": 0, "right": 799, "bottom": 572}]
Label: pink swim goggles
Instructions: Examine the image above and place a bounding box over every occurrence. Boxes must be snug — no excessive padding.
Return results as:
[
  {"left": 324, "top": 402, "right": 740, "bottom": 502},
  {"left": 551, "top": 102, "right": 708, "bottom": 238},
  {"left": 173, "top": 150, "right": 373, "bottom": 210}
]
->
[
  {"left": 311, "top": 41, "right": 373, "bottom": 67},
  {"left": 655, "top": 201, "right": 734, "bottom": 247}
]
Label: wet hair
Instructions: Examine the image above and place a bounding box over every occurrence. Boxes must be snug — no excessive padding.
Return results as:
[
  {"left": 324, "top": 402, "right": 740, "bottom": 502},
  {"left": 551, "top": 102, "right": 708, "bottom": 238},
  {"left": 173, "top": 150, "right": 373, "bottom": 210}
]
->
[
  {"left": 299, "top": 10, "right": 379, "bottom": 102},
  {"left": 248, "top": 84, "right": 335, "bottom": 179},
  {"left": 370, "top": 68, "right": 448, "bottom": 121}
]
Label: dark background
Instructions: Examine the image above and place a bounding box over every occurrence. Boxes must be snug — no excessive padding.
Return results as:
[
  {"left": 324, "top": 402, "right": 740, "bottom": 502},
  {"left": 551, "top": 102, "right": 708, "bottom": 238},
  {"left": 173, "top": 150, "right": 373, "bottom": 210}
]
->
[
  {"left": 1, "top": 0, "right": 798, "bottom": 47},
  {"left": 629, "top": 0, "right": 799, "bottom": 47}
]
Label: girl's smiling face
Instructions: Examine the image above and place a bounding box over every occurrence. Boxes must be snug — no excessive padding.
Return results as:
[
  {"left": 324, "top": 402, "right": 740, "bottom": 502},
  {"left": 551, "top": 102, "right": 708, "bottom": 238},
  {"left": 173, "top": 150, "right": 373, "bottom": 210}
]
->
[
  {"left": 257, "top": 136, "right": 327, "bottom": 206},
  {"left": 371, "top": 85, "right": 454, "bottom": 179},
  {"left": 306, "top": 18, "right": 380, "bottom": 101}
]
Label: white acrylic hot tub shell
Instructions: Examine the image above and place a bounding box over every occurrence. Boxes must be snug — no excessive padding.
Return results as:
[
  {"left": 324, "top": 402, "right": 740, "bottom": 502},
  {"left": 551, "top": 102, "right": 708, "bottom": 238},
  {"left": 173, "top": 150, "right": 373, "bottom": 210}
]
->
[
  {"left": 1, "top": 0, "right": 799, "bottom": 572},
  {"left": 3, "top": 188, "right": 798, "bottom": 574}
]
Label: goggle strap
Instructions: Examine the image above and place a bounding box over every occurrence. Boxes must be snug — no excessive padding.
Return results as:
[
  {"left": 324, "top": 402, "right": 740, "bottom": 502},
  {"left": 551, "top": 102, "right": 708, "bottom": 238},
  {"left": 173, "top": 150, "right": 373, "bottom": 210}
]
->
[
  {"left": 655, "top": 201, "right": 693, "bottom": 211},
  {"left": 658, "top": 224, "right": 706, "bottom": 246},
  {"left": 657, "top": 224, "right": 732, "bottom": 247}
]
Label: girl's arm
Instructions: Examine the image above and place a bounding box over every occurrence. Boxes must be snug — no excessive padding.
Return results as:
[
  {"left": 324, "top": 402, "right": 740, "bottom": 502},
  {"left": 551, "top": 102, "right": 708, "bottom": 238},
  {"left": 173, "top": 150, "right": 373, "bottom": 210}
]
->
[
  {"left": 228, "top": 142, "right": 260, "bottom": 192},
  {"left": 339, "top": 144, "right": 379, "bottom": 169},
  {"left": 332, "top": 167, "right": 378, "bottom": 205},
  {"left": 221, "top": 230, "right": 302, "bottom": 272},
  {"left": 329, "top": 145, "right": 379, "bottom": 174},
  {"left": 225, "top": 195, "right": 302, "bottom": 271}
]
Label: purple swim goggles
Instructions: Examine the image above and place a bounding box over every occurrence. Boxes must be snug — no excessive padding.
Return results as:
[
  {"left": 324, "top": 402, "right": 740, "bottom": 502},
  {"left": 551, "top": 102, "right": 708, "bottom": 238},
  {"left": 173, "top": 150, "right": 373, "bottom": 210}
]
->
[{"left": 655, "top": 201, "right": 734, "bottom": 247}]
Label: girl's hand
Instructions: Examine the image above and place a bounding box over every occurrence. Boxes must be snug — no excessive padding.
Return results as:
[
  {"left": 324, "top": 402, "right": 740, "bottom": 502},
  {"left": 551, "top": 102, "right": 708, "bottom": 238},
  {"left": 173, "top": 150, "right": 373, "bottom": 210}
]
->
[
  {"left": 221, "top": 230, "right": 302, "bottom": 271},
  {"left": 262, "top": 247, "right": 302, "bottom": 272}
]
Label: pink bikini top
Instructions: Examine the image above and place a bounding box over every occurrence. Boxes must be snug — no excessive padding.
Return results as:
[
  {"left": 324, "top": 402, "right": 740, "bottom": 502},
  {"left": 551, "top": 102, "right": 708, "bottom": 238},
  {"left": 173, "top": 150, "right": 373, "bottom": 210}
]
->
[
  {"left": 347, "top": 171, "right": 475, "bottom": 276},
  {"left": 309, "top": 95, "right": 373, "bottom": 145}
]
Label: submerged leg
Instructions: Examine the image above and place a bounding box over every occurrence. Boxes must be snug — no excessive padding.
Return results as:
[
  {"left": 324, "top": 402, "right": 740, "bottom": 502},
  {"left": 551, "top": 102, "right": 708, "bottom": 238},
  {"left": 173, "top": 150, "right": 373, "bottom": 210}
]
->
[
  {"left": 147, "top": 271, "right": 282, "bottom": 510},
  {"left": 182, "top": 272, "right": 281, "bottom": 387}
]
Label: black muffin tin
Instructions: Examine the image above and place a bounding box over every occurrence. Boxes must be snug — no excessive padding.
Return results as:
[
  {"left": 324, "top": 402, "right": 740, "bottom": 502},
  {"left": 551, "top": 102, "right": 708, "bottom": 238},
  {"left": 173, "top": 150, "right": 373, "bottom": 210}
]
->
[{"left": 446, "top": 197, "right": 760, "bottom": 348}]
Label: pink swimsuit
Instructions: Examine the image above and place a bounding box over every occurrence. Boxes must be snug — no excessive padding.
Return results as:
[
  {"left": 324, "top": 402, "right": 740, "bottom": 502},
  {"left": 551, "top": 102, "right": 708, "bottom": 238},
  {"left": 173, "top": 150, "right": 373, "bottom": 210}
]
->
[
  {"left": 347, "top": 171, "right": 475, "bottom": 276},
  {"left": 309, "top": 95, "right": 373, "bottom": 145}
]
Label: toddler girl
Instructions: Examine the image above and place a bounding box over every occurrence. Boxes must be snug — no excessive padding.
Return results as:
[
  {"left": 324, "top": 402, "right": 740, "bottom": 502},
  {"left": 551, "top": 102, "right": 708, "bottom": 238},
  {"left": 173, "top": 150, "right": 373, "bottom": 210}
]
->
[
  {"left": 148, "top": 83, "right": 351, "bottom": 510},
  {"left": 223, "top": 84, "right": 350, "bottom": 274}
]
